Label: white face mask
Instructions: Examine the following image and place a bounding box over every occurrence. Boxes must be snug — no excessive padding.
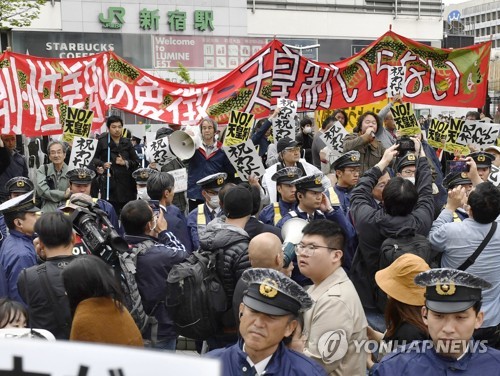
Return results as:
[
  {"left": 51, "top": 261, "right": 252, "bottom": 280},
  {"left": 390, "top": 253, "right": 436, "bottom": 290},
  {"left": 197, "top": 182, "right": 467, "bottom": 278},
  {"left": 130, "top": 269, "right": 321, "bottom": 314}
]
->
[
  {"left": 208, "top": 194, "right": 220, "bottom": 209},
  {"left": 137, "top": 187, "right": 150, "bottom": 200},
  {"left": 403, "top": 176, "right": 415, "bottom": 185},
  {"left": 303, "top": 126, "right": 312, "bottom": 134}
]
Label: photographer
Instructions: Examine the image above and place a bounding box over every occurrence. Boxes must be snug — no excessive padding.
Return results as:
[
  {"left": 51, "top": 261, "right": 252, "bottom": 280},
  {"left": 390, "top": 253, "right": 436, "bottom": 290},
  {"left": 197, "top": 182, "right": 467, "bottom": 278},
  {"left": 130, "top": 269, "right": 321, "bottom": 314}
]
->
[
  {"left": 17, "top": 212, "right": 76, "bottom": 339},
  {"left": 120, "top": 199, "right": 188, "bottom": 350},
  {"left": 350, "top": 139, "right": 434, "bottom": 332}
]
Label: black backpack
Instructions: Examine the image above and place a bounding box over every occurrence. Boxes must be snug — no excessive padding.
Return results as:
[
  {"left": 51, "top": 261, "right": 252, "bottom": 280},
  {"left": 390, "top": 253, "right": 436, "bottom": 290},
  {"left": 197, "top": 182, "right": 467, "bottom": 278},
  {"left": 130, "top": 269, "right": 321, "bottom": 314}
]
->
[
  {"left": 165, "top": 249, "right": 227, "bottom": 340},
  {"left": 379, "top": 227, "right": 433, "bottom": 270}
]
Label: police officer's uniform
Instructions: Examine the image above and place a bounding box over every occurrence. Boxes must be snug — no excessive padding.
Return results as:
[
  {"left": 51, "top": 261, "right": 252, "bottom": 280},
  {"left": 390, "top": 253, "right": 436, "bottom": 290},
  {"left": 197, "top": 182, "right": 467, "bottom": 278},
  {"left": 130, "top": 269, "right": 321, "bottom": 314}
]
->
[
  {"left": 331, "top": 151, "right": 361, "bottom": 217},
  {"left": 442, "top": 171, "right": 473, "bottom": 222}
]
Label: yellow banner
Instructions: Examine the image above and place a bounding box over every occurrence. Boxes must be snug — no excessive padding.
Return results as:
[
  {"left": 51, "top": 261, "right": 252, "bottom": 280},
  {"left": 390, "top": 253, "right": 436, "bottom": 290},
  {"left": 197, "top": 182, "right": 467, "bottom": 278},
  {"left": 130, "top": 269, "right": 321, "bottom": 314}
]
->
[
  {"left": 223, "top": 111, "right": 255, "bottom": 147},
  {"left": 62, "top": 107, "right": 94, "bottom": 144}
]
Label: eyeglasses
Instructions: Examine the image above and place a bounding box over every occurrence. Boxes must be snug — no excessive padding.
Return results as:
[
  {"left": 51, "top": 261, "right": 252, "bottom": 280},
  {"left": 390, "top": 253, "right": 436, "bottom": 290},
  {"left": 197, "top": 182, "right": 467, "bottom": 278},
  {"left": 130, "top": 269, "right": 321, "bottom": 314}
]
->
[
  {"left": 401, "top": 169, "right": 416, "bottom": 176},
  {"left": 294, "top": 242, "right": 336, "bottom": 257},
  {"left": 284, "top": 147, "right": 301, "bottom": 153}
]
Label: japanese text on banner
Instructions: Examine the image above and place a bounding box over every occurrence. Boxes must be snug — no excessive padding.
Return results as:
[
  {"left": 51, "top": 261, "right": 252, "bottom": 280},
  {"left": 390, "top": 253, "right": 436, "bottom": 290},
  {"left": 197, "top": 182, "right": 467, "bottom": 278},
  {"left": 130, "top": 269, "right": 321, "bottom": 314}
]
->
[
  {"left": 455, "top": 121, "right": 500, "bottom": 151},
  {"left": 223, "top": 139, "right": 265, "bottom": 181},
  {"left": 170, "top": 168, "right": 188, "bottom": 193},
  {"left": 272, "top": 98, "right": 297, "bottom": 142},
  {"left": 68, "top": 137, "right": 98, "bottom": 170},
  {"left": 146, "top": 137, "right": 176, "bottom": 166},
  {"left": 390, "top": 102, "right": 421, "bottom": 136},
  {"left": 427, "top": 119, "right": 449, "bottom": 149},
  {"left": 62, "top": 107, "right": 94, "bottom": 143},
  {"left": 319, "top": 121, "right": 349, "bottom": 155},
  {"left": 223, "top": 111, "right": 255, "bottom": 147},
  {"left": 387, "top": 66, "right": 405, "bottom": 98},
  {"left": 444, "top": 118, "right": 469, "bottom": 155}
]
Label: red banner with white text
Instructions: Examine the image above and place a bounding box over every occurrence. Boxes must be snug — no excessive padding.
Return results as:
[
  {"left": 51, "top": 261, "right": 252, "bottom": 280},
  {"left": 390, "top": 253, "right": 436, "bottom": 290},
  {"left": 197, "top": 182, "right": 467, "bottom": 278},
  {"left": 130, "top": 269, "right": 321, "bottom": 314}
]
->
[{"left": 0, "top": 31, "right": 491, "bottom": 136}]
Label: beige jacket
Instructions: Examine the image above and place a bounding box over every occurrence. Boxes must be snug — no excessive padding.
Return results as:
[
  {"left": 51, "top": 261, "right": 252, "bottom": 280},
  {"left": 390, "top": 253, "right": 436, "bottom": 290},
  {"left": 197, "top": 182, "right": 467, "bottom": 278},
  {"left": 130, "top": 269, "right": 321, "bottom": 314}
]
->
[{"left": 304, "top": 267, "right": 368, "bottom": 376}]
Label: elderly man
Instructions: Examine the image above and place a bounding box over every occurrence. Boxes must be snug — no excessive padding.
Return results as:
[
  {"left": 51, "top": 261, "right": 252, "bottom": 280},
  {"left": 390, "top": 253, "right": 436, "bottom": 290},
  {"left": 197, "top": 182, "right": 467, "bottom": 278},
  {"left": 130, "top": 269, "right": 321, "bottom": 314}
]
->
[
  {"left": 0, "top": 134, "right": 28, "bottom": 203},
  {"left": 208, "top": 268, "right": 327, "bottom": 376}
]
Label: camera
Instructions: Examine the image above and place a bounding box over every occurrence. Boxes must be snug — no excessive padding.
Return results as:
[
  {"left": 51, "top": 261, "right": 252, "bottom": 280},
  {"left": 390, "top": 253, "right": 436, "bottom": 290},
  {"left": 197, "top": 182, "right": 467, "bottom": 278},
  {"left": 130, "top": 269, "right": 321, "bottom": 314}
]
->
[
  {"left": 396, "top": 136, "right": 416, "bottom": 155},
  {"left": 69, "top": 199, "right": 128, "bottom": 266}
]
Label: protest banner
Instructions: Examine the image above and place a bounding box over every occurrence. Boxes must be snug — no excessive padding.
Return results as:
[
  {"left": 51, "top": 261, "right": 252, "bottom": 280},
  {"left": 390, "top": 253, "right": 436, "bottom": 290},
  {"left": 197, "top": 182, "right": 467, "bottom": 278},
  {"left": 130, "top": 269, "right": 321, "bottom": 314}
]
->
[
  {"left": 488, "top": 165, "right": 500, "bottom": 187},
  {"left": 444, "top": 118, "right": 469, "bottom": 155},
  {"left": 273, "top": 98, "right": 297, "bottom": 142},
  {"left": 427, "top": 119, "right": 449, "bottom": 149},
  {"left": 387, "top": 66, "right": 405, "bottom": 98},
  {"left": 223, "top": 111, "right": 255, "bottom": 147},
  {"left": 169, "top": 168, "right": 188, "bottom": 192},
  {"left": 67, "top": 136, "right": 98, "bottom": 170},
  {"left": 146, "top": 137, "right": 176, "bottom": 167},
  {"left": 0, "top": 31, "right": 491, "bottom": 136},
  {"left": 455, "top": 120, "right": 500, "bottom": 151},
  {"left": 223, "top": 139, "right": 265, "bottom": 181},
  {"left": 0, "top": 337, "right": 220, "bottom": 375},
  {"left": 320, "top": 121, "right": 349, "bottom": 156},
  {"left": 390, "top": 102, "right": 421, "bottom": 136},
  {"left": 62, "top": 107, "right": 94, "bottom": 144}
]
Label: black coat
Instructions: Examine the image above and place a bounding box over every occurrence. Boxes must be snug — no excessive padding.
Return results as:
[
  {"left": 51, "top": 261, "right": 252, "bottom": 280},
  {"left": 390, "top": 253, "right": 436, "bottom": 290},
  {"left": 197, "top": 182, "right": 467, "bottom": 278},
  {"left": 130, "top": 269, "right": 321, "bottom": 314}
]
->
[
  {"left": 92, "top": 133, "right": 139, "bottom": 203},
  {"left": 244, "top": 216, "right": 283, "bottom": 241}
]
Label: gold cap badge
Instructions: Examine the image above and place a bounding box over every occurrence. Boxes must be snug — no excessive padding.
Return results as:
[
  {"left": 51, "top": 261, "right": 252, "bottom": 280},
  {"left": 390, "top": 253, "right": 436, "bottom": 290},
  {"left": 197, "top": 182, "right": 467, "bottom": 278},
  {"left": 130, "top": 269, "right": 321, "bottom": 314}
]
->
[
  {"left": 436, "top": 282, "right": 456, "bottom": 296},
  {"left": 407, "top": 154, "right": 416, "bottom": 161},
  {"left": 16, "top": 181, "right": 25, "bottom": 187},
  {"left": 478, "top": 154, "right": 485, "bottom": 162},
  {"left": 259, "top": 278, "right": 279, "bottom": 298},
  {"left": 314, "top": 176, "right": 322, "bottom": 185},
  {"left": 217, "top": 177, "right": 224, "bottom": 186},
  {"left": 461, "top": 172, "right": 468, "bottom": 179}
]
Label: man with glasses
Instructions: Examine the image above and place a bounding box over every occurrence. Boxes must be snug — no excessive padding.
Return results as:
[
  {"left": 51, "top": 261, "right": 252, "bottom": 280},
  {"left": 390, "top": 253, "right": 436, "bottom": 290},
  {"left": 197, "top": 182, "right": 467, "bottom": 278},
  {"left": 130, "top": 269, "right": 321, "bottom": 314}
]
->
[
  {"left": 394, "top": 153, "right": 417, "bottom": 182},
  {"left": 263, "top": 137, "right": 330, "bottom": 204},
  {"left": 297, "top": 219, "right": 367, "bottom": 375},
  {"left": 36, "top": 140, "right": 70, "bottom": 213}
]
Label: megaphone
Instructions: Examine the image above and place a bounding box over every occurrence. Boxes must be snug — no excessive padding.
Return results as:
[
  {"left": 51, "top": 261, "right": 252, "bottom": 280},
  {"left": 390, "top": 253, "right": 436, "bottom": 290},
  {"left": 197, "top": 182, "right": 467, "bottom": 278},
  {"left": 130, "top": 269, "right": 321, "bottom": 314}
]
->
[
  {"left": 281, "top": 217, "right": 308, "bottom": 245},
  {"left": 281, "top": 217, "right": 308, "bottom": 268},
  {"left": 169, "top": 130, "right": 196, "bottom": 160},
  {"left": 169, "top": 131, "right": 195, "bottom": 160}
]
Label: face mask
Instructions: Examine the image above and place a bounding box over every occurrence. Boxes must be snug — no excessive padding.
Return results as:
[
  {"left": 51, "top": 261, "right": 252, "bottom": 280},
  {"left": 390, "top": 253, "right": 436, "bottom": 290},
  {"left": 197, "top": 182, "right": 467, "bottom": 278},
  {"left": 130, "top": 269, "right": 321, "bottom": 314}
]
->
[
  {"left": 137, "top": 187, "right": 150, "bottom": 200},
  {"left": 403, "top": 176, "right": 415, "bottom": 185},
  {"left": 303, "top": 126, "right": 312, "bottom": 134},
  {"left": 208, "top": 194, "right": 220, "bottom": 209}
]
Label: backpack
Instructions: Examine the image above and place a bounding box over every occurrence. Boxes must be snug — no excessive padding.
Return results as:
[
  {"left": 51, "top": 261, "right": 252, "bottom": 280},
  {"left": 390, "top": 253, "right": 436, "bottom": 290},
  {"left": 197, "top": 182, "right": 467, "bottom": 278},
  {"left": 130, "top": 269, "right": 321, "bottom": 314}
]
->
[
  {"left": 118, "top": 240, "right": 159, "bottom": 344},
  {"left": 165, "top": 249, "right": 227, "bottom": 340},
  {"left": 379, "top": 227, "right": 433, "bottom": 270}
]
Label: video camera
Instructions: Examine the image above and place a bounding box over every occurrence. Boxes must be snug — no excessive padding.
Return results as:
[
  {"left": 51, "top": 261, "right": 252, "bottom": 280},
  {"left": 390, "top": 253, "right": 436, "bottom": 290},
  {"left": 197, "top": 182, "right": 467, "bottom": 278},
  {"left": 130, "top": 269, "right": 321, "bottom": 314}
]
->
[
  {"left": 396, "top": 136, "right": 416, "bottom": 155},
  {"left": 69, "top": 199, "right": 128, "bottom": 266}
]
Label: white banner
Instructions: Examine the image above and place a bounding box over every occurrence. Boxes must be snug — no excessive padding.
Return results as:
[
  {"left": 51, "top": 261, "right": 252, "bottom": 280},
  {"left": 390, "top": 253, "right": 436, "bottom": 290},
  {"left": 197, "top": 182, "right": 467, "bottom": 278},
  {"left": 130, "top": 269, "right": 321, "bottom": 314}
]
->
[
  {"left": 455, "top": 120, "right": 500, "bottom": 150},
  {"left": 488, "top": 165, "right": 500, "bottom": 187},
  {"left": 387, "top": 66, "right": 405, "bottom": 98},
  {"left": 146, "top": 137, "right": 176, "bottom": 167},
  {"left": 170, "top": 168, "right": 188, "bottom": 193},
  {"left": 272, "top": 98, "right": 297, "bottom": 142},
  {"left": 223, "top": 139, "right": 265, "bottom": 181},
  {"left": 319, "top": 120, "right": 349, "bottom": 155},
  {"left": 0, "top": 338, "right": 220, "bottom": 375},
  {"left": 67, "top": 137, "right": 98, "bottom": 170}
]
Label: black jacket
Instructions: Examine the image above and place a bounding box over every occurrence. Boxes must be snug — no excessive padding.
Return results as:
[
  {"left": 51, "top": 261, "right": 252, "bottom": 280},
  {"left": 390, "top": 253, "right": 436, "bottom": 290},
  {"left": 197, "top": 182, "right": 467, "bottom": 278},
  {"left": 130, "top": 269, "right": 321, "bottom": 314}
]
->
[
  {"left": 349, "top": 157, "right": 434, "bottom": 311},
  {"left": 244, "top": 216, "right": 283, "bottom": 241},
  {"left": 92, "top": 133, "right": 139, "bottom": 203}
]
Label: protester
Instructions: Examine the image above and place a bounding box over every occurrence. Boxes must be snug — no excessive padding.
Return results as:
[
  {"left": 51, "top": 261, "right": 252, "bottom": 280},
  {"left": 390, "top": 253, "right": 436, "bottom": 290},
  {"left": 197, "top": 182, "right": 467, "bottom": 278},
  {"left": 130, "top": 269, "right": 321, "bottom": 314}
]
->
[
  {"left": 296, "top": 117, "right": 314, "bottom": 164},
  {"left": 17, "top": 212, "right": 75, "bottom": 339},
  {"left": 62, "top": 255, "right": 143, "bottom": 347},
  {"left": 297, "top": 220, "right": 367, "bottom": 375},
  {"left": 207, "top": 268, "right": 327, "bottom": 376},
  {"left": 372, "top": 269, "right": 500, "bottom": 375},
  {"left": 92, "top": 115, "right": 139, "bottom": 215},
  {"left": 36, "top": 140, "right": 70, "bottom": 213}
]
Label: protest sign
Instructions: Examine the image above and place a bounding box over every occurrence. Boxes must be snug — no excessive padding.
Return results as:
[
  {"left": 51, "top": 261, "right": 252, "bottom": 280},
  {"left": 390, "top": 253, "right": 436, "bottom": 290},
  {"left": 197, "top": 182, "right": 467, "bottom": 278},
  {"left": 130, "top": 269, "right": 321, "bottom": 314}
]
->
[
  {"left": 223, "top": 111, "right": 255, "bottom": 147},
  {"left": 62, "top": 107, "right": 94, "bottom": 144},
  {"left": 387, "top": 66, "right": 405, "bottom": 98},
  {"left": 456, "top": 120, "right": 500, "bottom": 151},
  {"left": 390, "top": 102, "right": 421, "bottom": 136},
  {"left": 169, "top": 168, "right": 188, "bottom": 193},
  {"left": 67, "top": 136, "right": 98, "bottom": 170},
  {"left": 488, "top": 165, "right": 500, "bottom": 187},
  {"left": 223, "top": 140, "right": 265, "bottom": 181},
  {"left": 273, "top": 98, "right": 297, "bottom": 142},
  {"left": 427, "top": 119, "right": 449, "bottom": 149},
  {"left": 320, "top": 121, "right": 349, "bottom": 158},
  {"left": 146, "top": 137, "right": 176, "bottom": 167},
  {"left": 0, "top": 338, "right": 220, "bottom": 375},
  {"left": 444, "top": 118, "right": 469, "bottom": 155}
]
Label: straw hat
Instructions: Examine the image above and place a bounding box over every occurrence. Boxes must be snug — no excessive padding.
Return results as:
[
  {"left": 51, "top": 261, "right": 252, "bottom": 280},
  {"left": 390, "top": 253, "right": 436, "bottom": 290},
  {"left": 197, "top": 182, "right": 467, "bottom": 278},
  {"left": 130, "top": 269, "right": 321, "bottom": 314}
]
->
[{"left": 375, "top": 254, "right": 430, "bottom": 306}]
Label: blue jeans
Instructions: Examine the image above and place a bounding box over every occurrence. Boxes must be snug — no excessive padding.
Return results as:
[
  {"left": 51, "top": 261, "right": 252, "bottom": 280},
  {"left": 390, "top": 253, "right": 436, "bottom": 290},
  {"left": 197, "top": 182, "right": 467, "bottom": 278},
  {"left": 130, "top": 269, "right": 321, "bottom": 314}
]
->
[
  {"left": 147, "top": 338, "right": 177, "bottom": 351},
  {"left": 364, "top": 308, "right": 386, "bottom": 333}
]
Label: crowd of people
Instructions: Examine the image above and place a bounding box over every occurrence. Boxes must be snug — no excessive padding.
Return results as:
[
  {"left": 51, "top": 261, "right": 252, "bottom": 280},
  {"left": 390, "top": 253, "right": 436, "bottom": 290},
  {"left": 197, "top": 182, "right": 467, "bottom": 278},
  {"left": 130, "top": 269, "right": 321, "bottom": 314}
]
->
[{"left": 1, "top": 104, "right": 500, "bottom": 375}]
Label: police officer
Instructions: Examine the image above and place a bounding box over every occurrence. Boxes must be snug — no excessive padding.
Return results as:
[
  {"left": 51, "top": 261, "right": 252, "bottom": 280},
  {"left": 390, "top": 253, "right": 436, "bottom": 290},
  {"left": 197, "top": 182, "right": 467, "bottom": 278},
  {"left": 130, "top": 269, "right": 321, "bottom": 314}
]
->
[
  {"left": 372, "top": 269, "right": 500, "bottom": 375},
  {"left": 258, "top": 167, "right": 302, "bottom": 225},
  {"left": 468, "top": 151, "right": 495, "bottom": 182},
  {"left": 132, "top": 167, "right": 158, "bottom": 200},
  {"left": 187, "top": 172, "right": 227, "bottom": 250},
  {"left": 207, "top": 268, "right": 327, "bottom": 376},
  {"left": 442, "top": 171, "right": 473, "bottom": 222},
  {"left": 330, "top": 151, "right": 361, "bottom": 216}
]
